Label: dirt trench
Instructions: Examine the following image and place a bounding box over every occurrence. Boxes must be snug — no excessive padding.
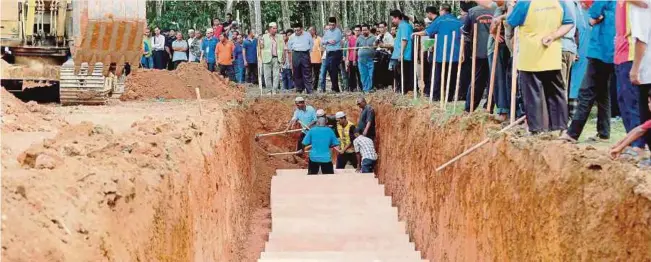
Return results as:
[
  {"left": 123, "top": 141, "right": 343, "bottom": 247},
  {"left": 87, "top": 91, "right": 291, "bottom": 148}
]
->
[{"left": 2, "top": 92, "right": 649, "bottom": 261}]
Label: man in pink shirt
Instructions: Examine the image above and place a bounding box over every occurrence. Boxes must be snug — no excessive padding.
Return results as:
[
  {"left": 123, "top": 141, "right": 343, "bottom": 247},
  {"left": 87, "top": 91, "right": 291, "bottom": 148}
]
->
[{"left": 345, "top": 25, "right": 362, "bottom": 91}]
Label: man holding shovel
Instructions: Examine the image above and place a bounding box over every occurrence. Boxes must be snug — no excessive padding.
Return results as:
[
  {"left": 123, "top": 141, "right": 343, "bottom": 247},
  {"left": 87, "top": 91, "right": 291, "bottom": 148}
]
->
[{"left": 285, "top": 96, "right": 317, "bottom": 154}]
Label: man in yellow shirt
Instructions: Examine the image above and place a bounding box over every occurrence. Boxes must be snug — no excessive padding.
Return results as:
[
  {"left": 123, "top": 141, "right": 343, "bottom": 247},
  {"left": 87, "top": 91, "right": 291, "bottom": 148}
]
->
[
  {"left": 334, "top": 111, "right": 358, "bottom": 169},
  {"left": 310, "top": 26, "right": 323, "bottom": 93},
  {"left": 506, "top": 0, "right": 574, "bottom": 134},
  {"left": 216, "top": 33, "right": 235, "bottom": 80}
]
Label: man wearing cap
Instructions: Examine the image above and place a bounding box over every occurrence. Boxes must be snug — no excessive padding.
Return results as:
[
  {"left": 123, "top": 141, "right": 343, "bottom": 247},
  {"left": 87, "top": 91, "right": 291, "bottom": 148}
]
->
[
  {"left": 200, "top": 28, "right": 219, "bottom": 72},
  {"left": 316, "top": 109, "right": 338, "bottom": 131},
  {"left": 285, "top": 96, "right": 317, "bottom": 153},
  {"left": 357, "top": 97, "right": 376, "bottom": 140},
  {"left": 288, "top": 23, "right": 315, "bottom": 93},
  {"left": 302, "top": 117, "right": 342, "bottom": 175},
  {"left": 261, "top": 22, "right": 285, "bottom": 94},
  {"left": 353, "top": 128, "right": 378, "bottom": 173},
  {"left": 335, "top": 111, "right": 358, "bottom": 169},
  {"left": 322, "top": 17, "right": 344, "bottom": 92}
]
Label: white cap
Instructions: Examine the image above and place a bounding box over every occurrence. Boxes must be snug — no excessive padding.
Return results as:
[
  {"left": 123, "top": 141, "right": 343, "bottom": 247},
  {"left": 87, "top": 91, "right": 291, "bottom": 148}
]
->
[
  {"left": 206, "top": 28, "right": 214, "bottom": 33},
  {"left": 335, "top": 111, "right": 346, "bottom": 119},
  {"left": 188, "top": 29, "right": 195, "bottom": 33},
  {"left": 269, "top": 22, "right": 278, "bottom": 28},
  {"left": 294, "top": 96, "right": 305, "bottom": 102},
  {"left": 316, "top": 109, "right": 325, "bottom": 117}
]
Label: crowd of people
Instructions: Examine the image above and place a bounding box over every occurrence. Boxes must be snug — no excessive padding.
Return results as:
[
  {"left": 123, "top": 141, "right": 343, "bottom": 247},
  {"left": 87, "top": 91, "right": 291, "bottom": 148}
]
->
[{"left": 140, "top": 0, "right": 651, "bottom": 168}]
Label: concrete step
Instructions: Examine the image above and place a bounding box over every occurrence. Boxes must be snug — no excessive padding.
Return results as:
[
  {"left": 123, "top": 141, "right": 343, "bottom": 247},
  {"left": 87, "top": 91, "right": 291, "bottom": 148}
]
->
[
  {"left": 270, "top": 217, "right": 406, "bottom": 235},
  {"left": 260, "top": 251, "right": 423, "bottom": 261},
  {"left": 271, "top": 204, "right": 399, "bottom": 220},
  {"left": 271, "top": 195, "right": 393, "bottom": 207},
  {"left": 271, "top": 180, "right": 384, "bottom": 195},
  {"left": 264, "top": 234, "right": 415, "bottom": 252},
  {"left": 275, "top": 169, "right": 367, "bottom": 176},
  {"left": 259, "top": 260, "right": 428, "bottom": 262}
]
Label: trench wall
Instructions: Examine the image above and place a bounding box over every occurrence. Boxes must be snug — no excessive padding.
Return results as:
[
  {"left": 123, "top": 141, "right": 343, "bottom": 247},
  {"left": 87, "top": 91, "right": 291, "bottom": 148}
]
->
[{"left": 374, "top": 105, "right": 651, "bottom": 261}]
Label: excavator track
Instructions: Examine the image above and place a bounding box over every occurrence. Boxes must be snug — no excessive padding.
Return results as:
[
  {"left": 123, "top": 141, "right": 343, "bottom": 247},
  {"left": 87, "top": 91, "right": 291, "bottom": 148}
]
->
[{"left": 59, "top": 61, "right": 124, "bottom": 105}]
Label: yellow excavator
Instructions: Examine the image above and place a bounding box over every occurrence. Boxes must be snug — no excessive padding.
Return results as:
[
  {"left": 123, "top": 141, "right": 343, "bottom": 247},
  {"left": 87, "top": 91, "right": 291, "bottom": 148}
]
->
[{"left": 1, "top": 0, "right": 146, "bottom": 105}]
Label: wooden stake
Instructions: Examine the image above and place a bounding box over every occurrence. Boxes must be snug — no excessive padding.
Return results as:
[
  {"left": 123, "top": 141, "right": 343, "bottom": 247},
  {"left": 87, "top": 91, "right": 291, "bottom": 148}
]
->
[
  {"left": 453, "top": 35, "right": 466, "bottom": 113},
  {"left": 487, "top": 25, "right": 502, "bottom": 113},
  {"left": 440, "top": 35, "right": 448, "bottom": 109},
  {"left": 401, "top": 43, "right": 405, "bottom": 95},
  {"left": 195, "top": 87, "right": 203, "bottom": 116},
  {"left": 420, "top": 37, "right": 425, "bottom": 99},
  {"left": 510, "top": 28, "right": 519, "bottom": 123},
  {"left": 444, "top": 31, "right": 456, "bottom": 110},
  {"left": 256, "top": 128, "right": 303, "bottom": 138},
  {"left": 470, "top": 23, "right": 478, "bottom": 112},
  {"left": 435, "top": 116, "right": 526, "bottom": 172},
  {"left": 413, "top": 35, "right": 418, "bottom": 99},
  {"left": 257, "top": 40, "right": 263, "bottom": 95},
  {"left": 429, "top": 35, "right": 438, "bottom": 103}
]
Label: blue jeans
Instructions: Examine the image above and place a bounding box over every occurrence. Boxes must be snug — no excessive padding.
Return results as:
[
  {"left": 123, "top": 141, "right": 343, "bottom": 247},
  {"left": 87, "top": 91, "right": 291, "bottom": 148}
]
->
[
  {"left": 358, "top": 59, "right": 374, "bottom": 92},
  {"left": 235, "top": 63, "right": 245, "bottom": 83},
  {"left": 319, "top": 60, "right": 328, "bottom": 91},
  {"left": 207, "top": 62, "right": 216, "bottom": 72},
  {"left": 488, "top": 44, "right": 514, "bottom": 115},
  {"left": 141, "top": 56, "right": 153, "bottom": 68},
  {"left": 361, "top": 158, "right": 376, "bottom": 173},
  {"left": 282, "top": 68, "right": 293, "bottom": 90},
  {"left": 615, "top": 62, "right": 644, "bottom": 148}
]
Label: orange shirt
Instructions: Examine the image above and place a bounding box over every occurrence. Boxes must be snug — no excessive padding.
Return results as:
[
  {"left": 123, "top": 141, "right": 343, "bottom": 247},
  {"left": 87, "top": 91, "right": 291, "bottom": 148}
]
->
[
  {"left": 310, "top": 36, "right": 322, "bottom": 64},
  {"left": 216, "top": 40, "right": 235, "bottom": 65}
]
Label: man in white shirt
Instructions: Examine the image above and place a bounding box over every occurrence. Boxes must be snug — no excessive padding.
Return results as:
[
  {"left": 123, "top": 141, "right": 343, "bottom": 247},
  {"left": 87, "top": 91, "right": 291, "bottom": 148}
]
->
[
  {"left": 151, "top": 27, "right": 167, "bottom": 69},
  {"left": 187, "top": 29, "right": 196, "bottom": 62},
  {"left": 630, "top": 0, "right": 651, "bottom": 157}
]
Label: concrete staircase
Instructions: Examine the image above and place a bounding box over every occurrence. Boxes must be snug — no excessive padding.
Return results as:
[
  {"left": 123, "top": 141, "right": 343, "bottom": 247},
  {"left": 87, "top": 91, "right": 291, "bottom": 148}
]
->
[{"left": 259, "top": 169, "right": 426, "bottom": 262}]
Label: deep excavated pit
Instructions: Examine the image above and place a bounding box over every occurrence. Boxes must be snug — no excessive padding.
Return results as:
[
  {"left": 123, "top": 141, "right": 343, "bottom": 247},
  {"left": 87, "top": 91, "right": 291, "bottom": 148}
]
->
[{"left": 2, "top": 84, "right": 650, "bottom": 261}]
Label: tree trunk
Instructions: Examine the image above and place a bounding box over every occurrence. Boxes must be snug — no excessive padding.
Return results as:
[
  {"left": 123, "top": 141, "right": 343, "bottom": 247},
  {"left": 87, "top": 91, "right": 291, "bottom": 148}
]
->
[
  {"left": 281, "top": 0, "right": 291, "bottom": 29},
  {"left": 254, "top": 0, "right": 262, "bottom": 34},
  {"left": 225, "top": 0, "right": 234, "bottom": 16}
]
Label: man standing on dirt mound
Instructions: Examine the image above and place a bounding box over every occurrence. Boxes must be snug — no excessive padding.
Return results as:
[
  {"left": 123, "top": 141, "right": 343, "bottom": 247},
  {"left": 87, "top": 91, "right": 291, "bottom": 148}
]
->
[
  {"left": 285, "top": 97, "right": 317, "bottom": 154},
  {"left": 302, "top": 117, "right": 342, "bottom": 175}
]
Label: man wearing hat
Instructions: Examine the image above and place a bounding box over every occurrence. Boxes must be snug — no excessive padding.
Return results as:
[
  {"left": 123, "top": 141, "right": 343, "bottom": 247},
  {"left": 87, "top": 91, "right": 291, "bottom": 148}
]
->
[
  {"left": 285, "top": 96, "right": 317, "bottom": 153},
  {"left": 335, "top": 111, "right": 358, "bottom": 169},
  {"left": 200, "top": 28, "right": 219, "bottom": 72},
  {"left": 288, "top": 22, "right": 315, "bottom": 93},
  {"left": 322, "top": 17, "right": 344, "bottom": 92},
  {"left": 316, "top": 109, "right": 338, "bottom": 131},
  {"left": 260, "top": 22, "right": 285, "bottom": 94}
]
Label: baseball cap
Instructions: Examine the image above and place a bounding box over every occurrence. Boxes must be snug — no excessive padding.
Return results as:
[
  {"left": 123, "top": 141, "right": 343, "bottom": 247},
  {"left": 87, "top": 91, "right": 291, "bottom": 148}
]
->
[
  {"left": 294, "top": 96, "right": 305, "bottom": 102},
  {"left": 335, "top": 111, "right": 346, "bottom": 119},
  {"left": 316, "top": 109, "right": 325, "bottom": 117}
]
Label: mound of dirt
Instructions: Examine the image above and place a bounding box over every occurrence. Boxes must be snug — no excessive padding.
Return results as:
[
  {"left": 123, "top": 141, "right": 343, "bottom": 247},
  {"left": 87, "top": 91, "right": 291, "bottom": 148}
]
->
[
  {"left": 1, "top": 88, "right": 67, "bottom": 132},
  {"left": 121, "top": 63, "right": 245, "bottom": 102}
]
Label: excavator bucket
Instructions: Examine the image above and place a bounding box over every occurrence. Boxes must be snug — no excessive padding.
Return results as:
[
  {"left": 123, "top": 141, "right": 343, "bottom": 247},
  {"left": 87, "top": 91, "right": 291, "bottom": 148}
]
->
[
  {"left": 72, "top": 0, "right": 146, "bottom": 77},
  {"left": 60, "top": 0, "right": 145, "bottom": 105}
]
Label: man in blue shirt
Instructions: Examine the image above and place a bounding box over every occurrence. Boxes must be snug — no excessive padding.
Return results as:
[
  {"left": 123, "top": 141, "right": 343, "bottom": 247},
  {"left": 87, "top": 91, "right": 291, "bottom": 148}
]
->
[
  {"left": 415, "top": 4, "right": 462, "bottom": 101},
  {"left": 285, "top": 96, "right": 318, "bottom": 154},
  {"left": 390, "top": 9, "right": 414, "bottom": 94},
  {"left": 200, "top": 28, "right": 219, "bottom": 72},
  {"left": 463, "top": 0, "right": 495, "bottom": 112},
  {"left": 243, "top": 30, "right": 259, "bottom": 84},
  {"left": 288, "top": 23, "right": 315, "bottom": 94},
  {"left": 562, "top": 0, "right": 616, "bottom": 142},
  {"left": 322, "top": 17, "right": 344, "bottom": 92},
  {"left": 302, "top": 117, "right": 341, "bottom": 175}
]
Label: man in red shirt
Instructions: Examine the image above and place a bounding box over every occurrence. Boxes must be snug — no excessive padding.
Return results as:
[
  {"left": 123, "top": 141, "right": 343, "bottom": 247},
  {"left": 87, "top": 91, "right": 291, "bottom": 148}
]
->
[
  {"left": 611, "top": 89, "right": 651, "bottom": 167},
  {"left": 213, "top": 18, "right": 224, "bottom": 39},
  {"left": 345, "top": 25, "right": 362, "bottom": 91}
]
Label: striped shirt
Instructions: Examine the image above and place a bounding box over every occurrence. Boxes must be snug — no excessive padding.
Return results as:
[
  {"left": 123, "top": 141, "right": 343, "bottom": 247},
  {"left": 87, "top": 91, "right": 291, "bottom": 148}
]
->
[{"left": 353, "top": 135, "right": 377, "bottom": 161}]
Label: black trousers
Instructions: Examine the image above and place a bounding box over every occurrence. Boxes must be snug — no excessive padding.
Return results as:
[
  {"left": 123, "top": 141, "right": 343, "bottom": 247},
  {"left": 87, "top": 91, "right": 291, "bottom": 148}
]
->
[
  {"left": 567, "top": 58, "right": 613, "bottom": 139},
  {"left": 347, "top": 63, "right": 361, "bottom": 92},
  {"left": 312, "top": 63, "right": 321, "bottom": 91},
  {"left": 173, "top": 60, "right": 184, "bottom": 70},
  {"left": 308, "top": 161, "right": 335, "bottom": 175},
  {"left": 336, "top": 152, "right": 358, "bottom": 169},
  {"left": 152, "top": 50, "right": 167, "bottom": 70},
  {"left": 219, "top": 64, "right": 235, "bottom": 81},
  {"left": 458, "top": 42, "right": 473, "bottom": 101},
  {"left": 247, "top": 63, "right": 258, "bottom": 84},
  {"left": 520, "top": 70, "right": 568, "bottom": 133},
  {"left": 292, "top": 51, "right": 313, "bottom": 93},
  {"left": 296, "top": 132, "right": 307, "bottom": 152},
  {"left": 638, "top": 84, "right": 651, "bottom": 152},
  {"left": 393, "top": 60, "right": 414, "bottom": 93},
  {"left": 326, "top": 50, "right": 343, "bottom": 92},
  {"left": 465, "top": 58, "right": 490, "bottom": 112},
  {"left": 427, "top": 62, "right": 460, "bottom": 101}
]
